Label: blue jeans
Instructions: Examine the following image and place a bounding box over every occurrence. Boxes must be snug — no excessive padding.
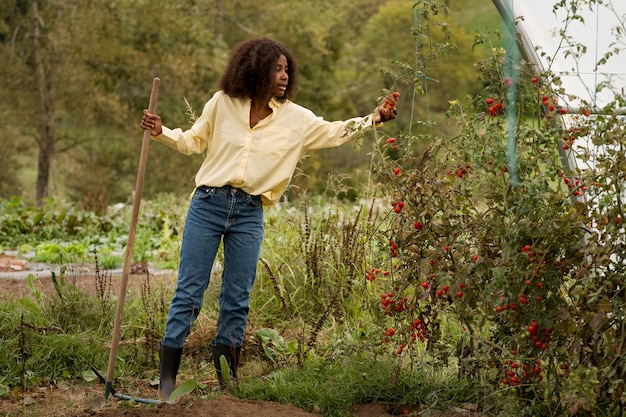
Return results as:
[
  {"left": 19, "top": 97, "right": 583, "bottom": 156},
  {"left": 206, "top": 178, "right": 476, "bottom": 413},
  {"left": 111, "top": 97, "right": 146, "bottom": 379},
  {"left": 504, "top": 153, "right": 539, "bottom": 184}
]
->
[{"left": 163, "top": 185, "right": 264, "bottom": 348}]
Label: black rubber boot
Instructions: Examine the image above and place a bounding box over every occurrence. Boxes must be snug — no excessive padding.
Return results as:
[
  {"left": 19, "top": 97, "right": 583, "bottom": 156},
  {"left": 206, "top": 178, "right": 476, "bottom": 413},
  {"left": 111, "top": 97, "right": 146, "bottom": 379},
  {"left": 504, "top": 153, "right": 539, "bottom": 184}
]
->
[
  {"left": 212, "top": 343, "right": 241, "bottom": 389},
  {"left": 159, "top": 343, "right": 183, "bottom": 401}
]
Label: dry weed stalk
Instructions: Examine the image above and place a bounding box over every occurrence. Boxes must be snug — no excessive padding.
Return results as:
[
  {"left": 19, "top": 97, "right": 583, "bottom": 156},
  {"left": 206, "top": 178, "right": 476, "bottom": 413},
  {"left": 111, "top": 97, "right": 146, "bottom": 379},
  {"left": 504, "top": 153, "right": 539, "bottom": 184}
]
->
[
  {"left": 93, "top": 247, "right": 112, "bottom": 313},
  {"left": 260, "top": 257, "right": 292, "bottom": 319}
]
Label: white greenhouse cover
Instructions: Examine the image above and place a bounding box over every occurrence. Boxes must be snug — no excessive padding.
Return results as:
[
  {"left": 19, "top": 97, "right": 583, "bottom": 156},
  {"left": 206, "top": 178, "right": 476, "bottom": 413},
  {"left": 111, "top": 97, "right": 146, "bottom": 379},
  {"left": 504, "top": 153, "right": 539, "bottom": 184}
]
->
[
  {"left": 492, "top": 0, "right": 626, "bottom": 227},
  {"left": 492, "top": 0, "right": 626, "bottom": 112}
]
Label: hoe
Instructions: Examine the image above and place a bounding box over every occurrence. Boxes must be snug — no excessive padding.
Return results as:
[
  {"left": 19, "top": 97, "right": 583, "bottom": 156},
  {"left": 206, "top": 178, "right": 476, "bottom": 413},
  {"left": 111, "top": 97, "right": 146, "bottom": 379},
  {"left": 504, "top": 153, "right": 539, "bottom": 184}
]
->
[{"left": 93, "top": 77, "right": 162, "bottom": 405}]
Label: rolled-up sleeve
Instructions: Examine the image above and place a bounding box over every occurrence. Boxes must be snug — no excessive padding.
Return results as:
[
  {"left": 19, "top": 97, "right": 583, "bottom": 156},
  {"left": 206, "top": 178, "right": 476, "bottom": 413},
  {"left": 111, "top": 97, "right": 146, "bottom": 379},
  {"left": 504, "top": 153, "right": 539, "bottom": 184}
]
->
[
  {"left": 301, "top": 110, "right": 378, "bottom": 150},
  {"left": 152, "top": 100, "right": 215, "bottom": 155}
]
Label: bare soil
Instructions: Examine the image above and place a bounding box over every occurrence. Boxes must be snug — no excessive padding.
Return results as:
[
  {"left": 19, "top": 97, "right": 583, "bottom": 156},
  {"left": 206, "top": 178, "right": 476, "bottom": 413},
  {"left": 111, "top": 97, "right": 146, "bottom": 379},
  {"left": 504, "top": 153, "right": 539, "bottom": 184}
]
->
[
  {"left": 0, "top": 254, "right": 483, "bottom": 417},
  {"left": 0, "top": 386, "right": 483, "bottom": 417}
]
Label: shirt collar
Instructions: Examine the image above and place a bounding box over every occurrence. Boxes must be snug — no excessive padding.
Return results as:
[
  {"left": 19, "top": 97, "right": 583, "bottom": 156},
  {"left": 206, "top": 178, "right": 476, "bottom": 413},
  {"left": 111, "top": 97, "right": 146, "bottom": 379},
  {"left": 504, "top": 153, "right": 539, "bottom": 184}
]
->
[{"left": 269, "top": 97, "right": 285, "bottom": 111}]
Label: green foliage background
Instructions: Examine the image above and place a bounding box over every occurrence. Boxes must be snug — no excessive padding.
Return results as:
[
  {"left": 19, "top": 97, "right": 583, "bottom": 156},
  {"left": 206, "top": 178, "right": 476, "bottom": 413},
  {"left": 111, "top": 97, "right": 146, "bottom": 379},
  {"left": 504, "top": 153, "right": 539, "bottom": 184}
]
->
[{"left": 0, "top": 0, "right": 498, "bottom": 206}]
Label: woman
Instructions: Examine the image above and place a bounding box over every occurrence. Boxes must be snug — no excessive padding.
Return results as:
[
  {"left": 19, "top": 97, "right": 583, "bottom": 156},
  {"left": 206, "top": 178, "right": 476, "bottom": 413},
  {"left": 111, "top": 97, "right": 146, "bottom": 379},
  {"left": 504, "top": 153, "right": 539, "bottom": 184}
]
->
[{"left": 141, "top": 37, "right": 397, "bottom": 400}]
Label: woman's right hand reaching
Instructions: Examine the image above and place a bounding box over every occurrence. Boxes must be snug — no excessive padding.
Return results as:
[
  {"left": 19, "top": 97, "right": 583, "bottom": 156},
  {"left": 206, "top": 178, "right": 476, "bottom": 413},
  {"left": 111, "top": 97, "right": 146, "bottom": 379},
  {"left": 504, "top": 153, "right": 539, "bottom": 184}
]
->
[
  {"left": 374, "top": 91, "right": 399, "bottom": 123},
  {"left": 141, "top": 109, "right": 163, "bottom": 136}
]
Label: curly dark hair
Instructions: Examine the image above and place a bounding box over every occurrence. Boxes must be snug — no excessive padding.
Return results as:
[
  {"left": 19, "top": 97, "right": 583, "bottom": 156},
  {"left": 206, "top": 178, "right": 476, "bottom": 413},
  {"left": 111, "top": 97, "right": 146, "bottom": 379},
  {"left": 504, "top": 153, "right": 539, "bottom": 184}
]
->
[{"left": 219, "top": 37, "right": 298, "bottom": 102}]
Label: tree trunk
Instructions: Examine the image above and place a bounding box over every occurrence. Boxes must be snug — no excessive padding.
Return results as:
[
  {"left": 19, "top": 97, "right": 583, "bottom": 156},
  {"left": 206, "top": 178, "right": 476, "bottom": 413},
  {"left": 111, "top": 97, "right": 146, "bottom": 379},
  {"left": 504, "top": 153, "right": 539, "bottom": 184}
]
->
[{"left": 32, "top": 0, "right": 55, "bottom": 206}]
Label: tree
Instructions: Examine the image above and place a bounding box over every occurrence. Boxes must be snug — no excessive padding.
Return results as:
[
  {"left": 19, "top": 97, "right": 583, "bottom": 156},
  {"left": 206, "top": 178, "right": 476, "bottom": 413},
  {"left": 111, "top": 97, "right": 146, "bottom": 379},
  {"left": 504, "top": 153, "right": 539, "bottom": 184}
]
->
[
  {"left": 31, "top": 0, "right": 55, "bottom": 205},
  {"left": 0, "top": 0, "right": 225, "bottom": 206}
]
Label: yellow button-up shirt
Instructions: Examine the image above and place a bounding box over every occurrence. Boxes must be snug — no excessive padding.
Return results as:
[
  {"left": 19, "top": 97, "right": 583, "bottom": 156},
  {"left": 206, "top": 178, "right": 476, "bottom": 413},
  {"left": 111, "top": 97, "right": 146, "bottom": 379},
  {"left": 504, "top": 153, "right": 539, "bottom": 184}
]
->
[{"left": 153, "top": 91, "right": 378, "bottom": 206}]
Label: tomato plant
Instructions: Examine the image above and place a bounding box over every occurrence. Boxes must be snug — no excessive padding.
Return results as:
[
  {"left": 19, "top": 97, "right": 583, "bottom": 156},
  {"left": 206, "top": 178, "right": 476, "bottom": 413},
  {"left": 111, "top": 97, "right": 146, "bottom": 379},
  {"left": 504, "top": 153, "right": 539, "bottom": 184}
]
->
[{"left": 367, "top": 17, "right": 625, "bottom": 415}]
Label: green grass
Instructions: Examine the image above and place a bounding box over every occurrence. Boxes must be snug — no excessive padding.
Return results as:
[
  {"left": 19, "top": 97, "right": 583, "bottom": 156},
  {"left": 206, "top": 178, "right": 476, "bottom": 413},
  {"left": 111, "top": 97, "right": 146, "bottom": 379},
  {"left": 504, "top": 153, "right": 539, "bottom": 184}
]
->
[
  {"left": 0, "top": 197, "right": 488, "bottom": 416},
  {"left": 235, "top": 348, "right": 499, "bottom": 417}
]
